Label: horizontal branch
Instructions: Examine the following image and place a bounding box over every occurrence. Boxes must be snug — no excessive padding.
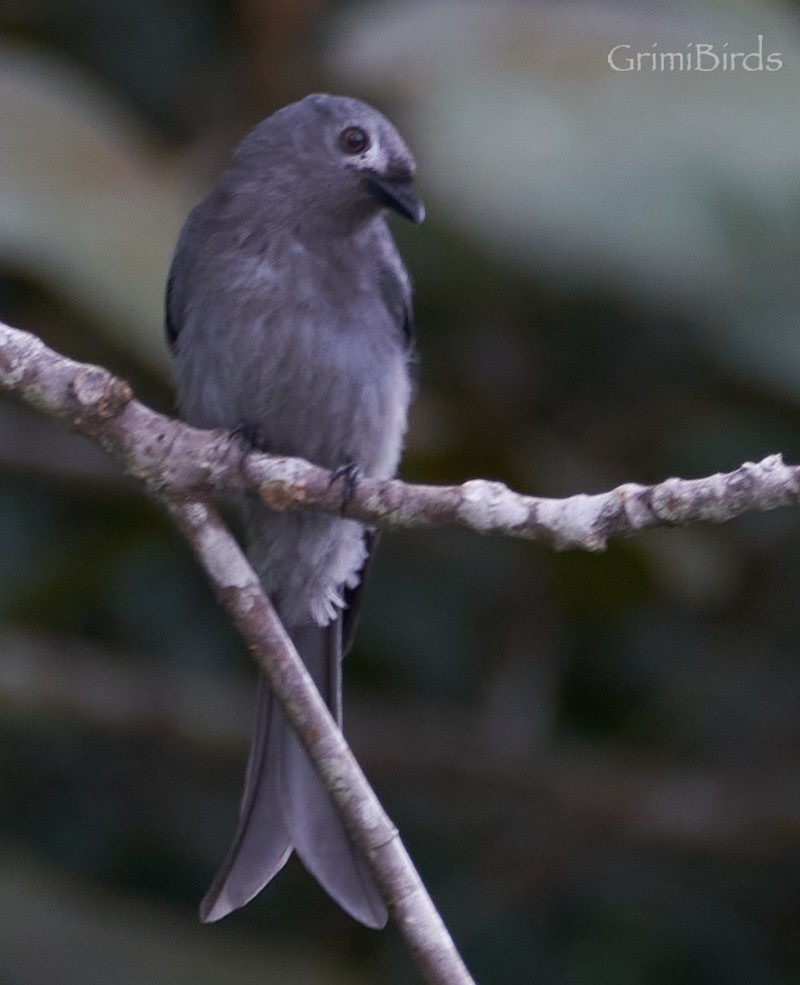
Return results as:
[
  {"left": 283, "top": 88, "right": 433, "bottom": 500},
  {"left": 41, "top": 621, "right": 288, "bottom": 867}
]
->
[{"left": 2, "top": 320, "right": 799, "bottom": 547}]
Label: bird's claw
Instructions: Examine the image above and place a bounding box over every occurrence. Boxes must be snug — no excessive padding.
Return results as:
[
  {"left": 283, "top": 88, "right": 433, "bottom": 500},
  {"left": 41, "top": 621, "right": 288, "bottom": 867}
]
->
[
  {"left": 330, "top": 461, "right": 361, "bottom": 516},
  {"left": 230, "top": 422, "right": 268, "bottom": 470}
]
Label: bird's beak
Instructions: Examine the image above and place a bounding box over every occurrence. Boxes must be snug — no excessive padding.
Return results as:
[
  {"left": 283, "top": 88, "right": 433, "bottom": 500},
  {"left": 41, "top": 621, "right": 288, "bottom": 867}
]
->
[{"left": 366, "top": 175, "right": 425, "bottom": 225}]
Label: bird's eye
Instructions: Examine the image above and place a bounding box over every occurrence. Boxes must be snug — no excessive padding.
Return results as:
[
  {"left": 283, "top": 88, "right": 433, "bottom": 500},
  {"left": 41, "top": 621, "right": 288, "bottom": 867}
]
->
[{"left": 339, "top": 126, "right": 370, "bottom": 155}]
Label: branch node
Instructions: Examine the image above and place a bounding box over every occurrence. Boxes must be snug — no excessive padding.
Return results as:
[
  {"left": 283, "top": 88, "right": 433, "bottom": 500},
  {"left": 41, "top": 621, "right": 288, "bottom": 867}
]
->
[
  {"left": 248, "top": 455, "right": 316, "bottom": 512},
  {"left": 72, "top": 366, "right": 133, "bottom": 419},
  {"left": 616, "top": 482, "right": 655, "bottom": 527},
  {"left": 538, "top": 493, "right": 610, "bottom": 552},
  {"left": 456, "top": 479, "right": 528, "bottom": 534},
  {"left": 650, "top": 477, "right": 693, "bottom": 524}
]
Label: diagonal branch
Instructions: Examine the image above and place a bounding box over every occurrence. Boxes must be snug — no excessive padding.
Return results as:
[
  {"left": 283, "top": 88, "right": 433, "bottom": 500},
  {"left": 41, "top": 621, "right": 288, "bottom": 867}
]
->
[
  {"left": 163, "top": 494, "right": 475, "bottom": 985},
  {"left": 0, "top": 318, "right": 477, "bottom": 985}
]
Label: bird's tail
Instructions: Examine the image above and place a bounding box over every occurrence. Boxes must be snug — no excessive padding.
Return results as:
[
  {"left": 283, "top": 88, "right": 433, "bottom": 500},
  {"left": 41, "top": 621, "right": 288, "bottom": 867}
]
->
[{"left": 199, "top": 620, "right": 387, "bottom": 928}]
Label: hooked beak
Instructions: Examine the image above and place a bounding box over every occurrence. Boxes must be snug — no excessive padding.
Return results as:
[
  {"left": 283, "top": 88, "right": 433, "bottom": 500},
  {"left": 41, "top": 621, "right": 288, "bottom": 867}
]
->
[{"left": 366, "top": 174, "right": 425, "bottom": 225}]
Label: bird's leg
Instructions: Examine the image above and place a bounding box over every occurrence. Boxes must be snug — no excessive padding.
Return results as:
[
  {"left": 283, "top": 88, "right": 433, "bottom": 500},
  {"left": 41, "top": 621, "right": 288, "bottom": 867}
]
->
[
  {"left": 231, "top": 421, "right": 270, "bottom": 470},
  {"left": 330, "top": 461, "right": 361, "bottom": 517}
]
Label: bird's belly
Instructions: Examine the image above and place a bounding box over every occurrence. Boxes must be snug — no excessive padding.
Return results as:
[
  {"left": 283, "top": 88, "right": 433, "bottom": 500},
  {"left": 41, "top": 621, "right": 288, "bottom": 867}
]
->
[{"left": 236, "top": 312, "right": 411, "bottom": 479}]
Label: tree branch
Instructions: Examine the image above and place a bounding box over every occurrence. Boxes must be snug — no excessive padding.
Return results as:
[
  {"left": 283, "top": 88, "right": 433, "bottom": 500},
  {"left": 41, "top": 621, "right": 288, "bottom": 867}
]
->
[
  {"left": 2, "top": 317, "right": 799, "bottom": 984},
  {"left": 162, "top": 494, "right": 474, "bottom": 985},
  {"left": 0, "top": 320, "right": 476, "bottom": 985},
  {"left": 3, "top": 321, "right": 799, "bottom": 552}
]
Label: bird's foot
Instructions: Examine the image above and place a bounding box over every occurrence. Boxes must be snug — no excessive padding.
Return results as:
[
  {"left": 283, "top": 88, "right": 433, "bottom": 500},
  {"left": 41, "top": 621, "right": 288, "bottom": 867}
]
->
[
  {"left": 230, "top": 422, "right": 269, "bottom": 470},
  {"left": 330, "top": 461, "right": 361, "bottom": 517}
]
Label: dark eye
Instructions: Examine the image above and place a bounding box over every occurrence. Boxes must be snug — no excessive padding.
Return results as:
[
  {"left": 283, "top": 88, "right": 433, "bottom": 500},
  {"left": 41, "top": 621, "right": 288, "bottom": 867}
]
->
[{"left": 339, "top": 126, "right": 369, "bottom": 155}]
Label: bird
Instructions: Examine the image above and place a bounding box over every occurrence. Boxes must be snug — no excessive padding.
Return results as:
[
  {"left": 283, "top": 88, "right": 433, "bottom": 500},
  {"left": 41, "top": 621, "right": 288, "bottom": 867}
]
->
[{"left": 165, "top": 94, "right": 424, "bottom": 928}]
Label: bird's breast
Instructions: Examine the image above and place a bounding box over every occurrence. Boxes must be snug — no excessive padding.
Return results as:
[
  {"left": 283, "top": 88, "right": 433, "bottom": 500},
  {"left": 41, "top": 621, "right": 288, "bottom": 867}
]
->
[{"left": 233, "top": 279, "right": 411, "bottom": 479}]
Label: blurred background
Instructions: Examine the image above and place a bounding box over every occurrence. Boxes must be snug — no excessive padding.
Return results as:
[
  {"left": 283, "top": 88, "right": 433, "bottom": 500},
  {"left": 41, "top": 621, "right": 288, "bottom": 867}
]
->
[{"left": 1, "top": 1, "right": 799, "bottom": 983}]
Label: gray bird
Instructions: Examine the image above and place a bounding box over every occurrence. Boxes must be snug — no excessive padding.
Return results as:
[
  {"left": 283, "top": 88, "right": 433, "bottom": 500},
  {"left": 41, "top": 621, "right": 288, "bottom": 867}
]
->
[{"left": 165, "top": 94, "right": 423, "bottom": 928}]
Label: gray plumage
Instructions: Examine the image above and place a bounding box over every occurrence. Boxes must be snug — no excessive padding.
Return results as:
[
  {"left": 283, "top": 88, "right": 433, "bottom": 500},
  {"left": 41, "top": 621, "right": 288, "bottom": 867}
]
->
[{"left": 166, "top": 94, "right": 423, "bottom": 927}]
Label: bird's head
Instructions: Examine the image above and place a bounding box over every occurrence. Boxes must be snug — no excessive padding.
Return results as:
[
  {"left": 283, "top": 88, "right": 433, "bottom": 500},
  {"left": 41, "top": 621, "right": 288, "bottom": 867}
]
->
[{"left": 231, "top": 94, "right": 425, "bottom": 233}]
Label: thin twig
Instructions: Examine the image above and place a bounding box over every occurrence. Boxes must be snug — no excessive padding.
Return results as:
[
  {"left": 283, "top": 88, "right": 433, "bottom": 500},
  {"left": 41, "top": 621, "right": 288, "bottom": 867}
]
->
[{"left": 163, "top": 493, "right": 476, "bottom": 985}]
